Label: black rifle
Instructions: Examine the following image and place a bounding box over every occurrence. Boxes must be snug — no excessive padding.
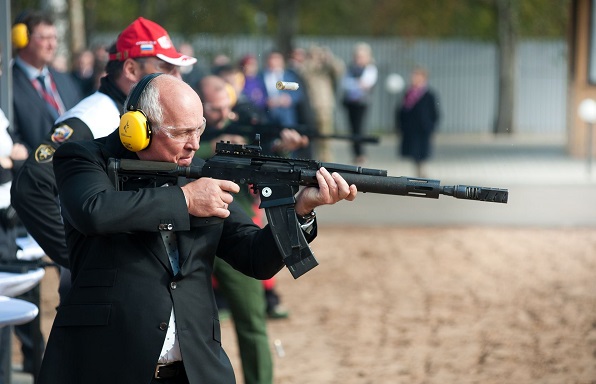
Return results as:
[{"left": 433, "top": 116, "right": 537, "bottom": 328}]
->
[
  {"left": 107, "top": 135, "right": 508, "bottom": 279},
  {"left": 200, "top": 121, "right": 380, "bottom": 144}
]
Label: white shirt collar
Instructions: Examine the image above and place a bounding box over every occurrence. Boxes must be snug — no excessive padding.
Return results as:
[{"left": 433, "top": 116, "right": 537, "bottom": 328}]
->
[{"left": 14, "top": 56, "right": 50, "bottom": 81}]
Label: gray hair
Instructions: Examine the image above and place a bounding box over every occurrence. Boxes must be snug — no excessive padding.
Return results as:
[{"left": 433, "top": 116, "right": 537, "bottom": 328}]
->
[{"left": 124, "top": 77, "right": 164, "bottom": 132}]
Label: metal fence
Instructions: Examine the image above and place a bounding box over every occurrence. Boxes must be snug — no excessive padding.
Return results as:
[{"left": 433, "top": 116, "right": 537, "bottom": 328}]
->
[{"left": 93, "top": 34, "right": 568, "bottom": 135}]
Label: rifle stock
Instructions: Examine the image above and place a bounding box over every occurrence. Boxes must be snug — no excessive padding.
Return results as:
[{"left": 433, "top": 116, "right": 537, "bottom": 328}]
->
[{"left": 108, "top": 135, "right": 508, "bottom": 278}]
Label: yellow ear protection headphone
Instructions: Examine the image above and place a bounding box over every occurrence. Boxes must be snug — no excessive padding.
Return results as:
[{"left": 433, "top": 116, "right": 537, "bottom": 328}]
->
[
  {"left": 119, "top": 73, "right": 163, "bottom": 152},
  {"left": 12, "top": 11, "right": 31, "bottom": 49},
  {"left": 12, "top": 23, "right": 29, "bottom": 49}
]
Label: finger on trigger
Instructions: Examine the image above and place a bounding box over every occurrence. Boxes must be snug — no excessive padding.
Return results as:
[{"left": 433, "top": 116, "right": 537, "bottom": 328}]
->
[{"left": 219, "top": 179, "right": 240, "bottom": 194}]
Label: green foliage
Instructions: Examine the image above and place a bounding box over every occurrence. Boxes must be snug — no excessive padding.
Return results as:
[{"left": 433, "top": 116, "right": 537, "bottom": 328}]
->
[
  {"left": 11, "top": 0, "right": 570, "bottom": 39},
  {"left": 518, "top": 0, "right": 570, "bottom": 37}
]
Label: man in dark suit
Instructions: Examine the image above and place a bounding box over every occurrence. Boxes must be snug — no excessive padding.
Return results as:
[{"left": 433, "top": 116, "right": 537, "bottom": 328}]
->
[
  {"left": 10, "top": 10, "right": 83, "bottom": 152},
  {"left": 9, "top": 10, "right": 83, "bottom": 377},
  {"left": 10, "top": 17, "right": 197, "bottom": 380},
  {"left": 38, "top": 74, "right": 357, "bottom": 384}
]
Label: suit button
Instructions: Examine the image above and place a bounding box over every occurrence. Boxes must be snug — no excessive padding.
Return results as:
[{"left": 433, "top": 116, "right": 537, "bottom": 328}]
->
[
  {"left": 159, "top": 322, "right": 168, "bottom": 331},
  {"left": 170, "top": 282, "right": 177, "bottom": 290}
]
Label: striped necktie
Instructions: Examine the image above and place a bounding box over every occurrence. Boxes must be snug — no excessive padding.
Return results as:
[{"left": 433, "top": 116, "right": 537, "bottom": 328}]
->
[{"left": 36, "top": 75, "right": 61, "bottom": 116}]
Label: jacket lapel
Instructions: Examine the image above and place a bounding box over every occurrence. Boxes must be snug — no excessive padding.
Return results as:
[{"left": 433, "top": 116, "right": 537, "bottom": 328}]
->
[
  {"left": 13, "top": 65, "right": 54, "bottom": 121},
  {"left": 139, "top": 232, "right": 173, "bottom": 274}
]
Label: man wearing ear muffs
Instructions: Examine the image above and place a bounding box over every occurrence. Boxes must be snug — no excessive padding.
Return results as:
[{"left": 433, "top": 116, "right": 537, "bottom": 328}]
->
[
  {"left": 10, "top": 17, "right": 196, "bottom": 379},
  {"left": 10, "top": 10, "right": 83, "bottom": 153},
  {"left": 38, "top": 73, "right": 357, "bottom": 384}
]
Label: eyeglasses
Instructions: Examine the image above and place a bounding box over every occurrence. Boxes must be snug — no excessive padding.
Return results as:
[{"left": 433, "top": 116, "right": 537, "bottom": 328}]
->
[
  {"left": 158, "top": 117, "right": 206, "bottom": 142},
  {"left": 30, "top": 34, "right": 58, "bottom": 42}
]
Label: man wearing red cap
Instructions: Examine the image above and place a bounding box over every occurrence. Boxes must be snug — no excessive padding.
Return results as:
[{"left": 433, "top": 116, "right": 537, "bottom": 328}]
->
[
  {"left": 108, "top": 17, "right": 197, "bottom": 67},
  {"left": 11, "top": 16, "right": 196, "bottom": 379}
]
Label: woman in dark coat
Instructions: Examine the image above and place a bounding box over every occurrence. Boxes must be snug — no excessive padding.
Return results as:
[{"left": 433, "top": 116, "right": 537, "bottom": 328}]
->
[{"left": 396, "top": 67, "right": 440, "bottom": 177}]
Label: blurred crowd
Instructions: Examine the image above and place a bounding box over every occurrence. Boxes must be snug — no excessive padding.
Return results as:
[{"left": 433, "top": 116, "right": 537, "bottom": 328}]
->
[
  {"left": 49, "top": 42, "right": 354, "bottom": 159},
  {"left": 50, "top": 44, "right": 110, "bottom": 98},
  {"left": 45, "top": 37, "right": 439, "bottom": 172}
]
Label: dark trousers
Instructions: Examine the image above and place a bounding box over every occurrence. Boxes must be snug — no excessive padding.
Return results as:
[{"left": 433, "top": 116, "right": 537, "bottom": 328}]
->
[{"left": 344, "top": 102, "right": 369, "bottom": 158}]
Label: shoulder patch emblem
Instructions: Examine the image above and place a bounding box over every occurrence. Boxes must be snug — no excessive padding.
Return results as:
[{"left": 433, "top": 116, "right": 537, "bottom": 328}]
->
[
  {"left": 35, "top": 144, "right": 56, "bottom": 163},
  {"left": 51, "top": 124, "right": 74, "bottom": 143}
]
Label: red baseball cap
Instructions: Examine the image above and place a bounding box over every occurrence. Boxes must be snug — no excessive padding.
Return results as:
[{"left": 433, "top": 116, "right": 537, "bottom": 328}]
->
[{"left": 108, "top": 17, "right": 196, "bottom": 67}]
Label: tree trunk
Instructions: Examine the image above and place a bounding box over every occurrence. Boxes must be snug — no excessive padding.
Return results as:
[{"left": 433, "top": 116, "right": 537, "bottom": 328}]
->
[
  {"left": 69, "top": 0, "right": 86, "bottom": 55},
  {"left": 493, "top": 0, "right": 518, "bottom": 134},
  {"left": 276, "top": 0, "right": 299, "bottom": 58}
]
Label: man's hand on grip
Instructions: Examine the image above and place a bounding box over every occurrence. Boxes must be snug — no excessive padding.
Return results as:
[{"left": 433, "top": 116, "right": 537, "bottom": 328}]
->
[{"left": 181, "top": 178, "right": 239, "bottom": 218}]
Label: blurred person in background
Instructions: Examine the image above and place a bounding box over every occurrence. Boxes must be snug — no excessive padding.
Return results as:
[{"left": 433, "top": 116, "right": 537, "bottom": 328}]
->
[
  {"left": 341, "top": 42, "right": 377, "bottom": 165},
  {"left": 10, "top": 10, "right": 83, "bottom": 153},
  {"left": 196, "top": 74, "right": 275, "bottom": 384},
  {"left": 294, "top": 45, "right": 344, "bottom": 161},
  {"left": 395, "top": 66, "right": 440, "bottom": 178},
  {"left": 259, "top": 49, "right": 314, "bottom": 158},
  {"left": 91, "top": 43, "right": 109, "bottom": 90},
  {"left": 211, "top": 52, "right": 231, "bottom": 75},
  {"left": 197, "top": 74, "right": 306, "bottom": 320},
  {"left": 214, "top": 65, "right": 310, "bottom": 319},
  {"left": 260, "top": 50, "right": 304, "bottom": 128},
  {"left": 178, "top": 42, "right": 207, "bottom": 89},
  {"left": 239, "top": 54, "right": 267, "bottom": 113},
  {"left": 51, "top": 54, "right": 68, "bottom": 72},
  {"left": 70, "top": 49, "right": 97, "bottom": 97}
]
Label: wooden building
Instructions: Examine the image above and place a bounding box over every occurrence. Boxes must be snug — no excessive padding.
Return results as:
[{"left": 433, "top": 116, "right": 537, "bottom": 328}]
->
[{"left": 569, "top": 0, "right": 596, "bottom": 156}]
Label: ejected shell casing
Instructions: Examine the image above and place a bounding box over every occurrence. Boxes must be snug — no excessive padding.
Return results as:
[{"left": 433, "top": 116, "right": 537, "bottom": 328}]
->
[{"left": 276, "top": 81, "right": 299, "bottom": 91}]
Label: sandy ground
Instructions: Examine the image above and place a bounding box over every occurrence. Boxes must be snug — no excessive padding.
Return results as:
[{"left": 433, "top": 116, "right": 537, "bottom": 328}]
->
[{"left": 14, "top": 226, "right": 596, "bottom": 384}]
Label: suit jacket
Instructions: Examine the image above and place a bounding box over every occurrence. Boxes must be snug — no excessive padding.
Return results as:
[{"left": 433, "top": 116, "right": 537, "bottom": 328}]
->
[
  {"left": 38, "top": 130, "right": 296, "bottom": 384},
  {"left": 11, "top": 64, "right": 83, "bottom": 151}
]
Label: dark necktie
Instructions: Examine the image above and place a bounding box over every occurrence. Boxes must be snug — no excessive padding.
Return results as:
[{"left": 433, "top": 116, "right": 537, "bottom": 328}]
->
[
  {"left": 37, "top": 75, "right": 47, "bottom": 92},
  {"left": 161, "top": 230, "right": 180, "bottom": 275}
]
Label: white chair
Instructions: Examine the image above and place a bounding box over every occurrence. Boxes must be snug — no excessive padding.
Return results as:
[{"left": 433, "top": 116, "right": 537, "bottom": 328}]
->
[
  {"left": 0, "top": 268, "right": 46, "bottom": 298},
  {"left": 0, "top": 296, "right": 39, "bottom": 327}
]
